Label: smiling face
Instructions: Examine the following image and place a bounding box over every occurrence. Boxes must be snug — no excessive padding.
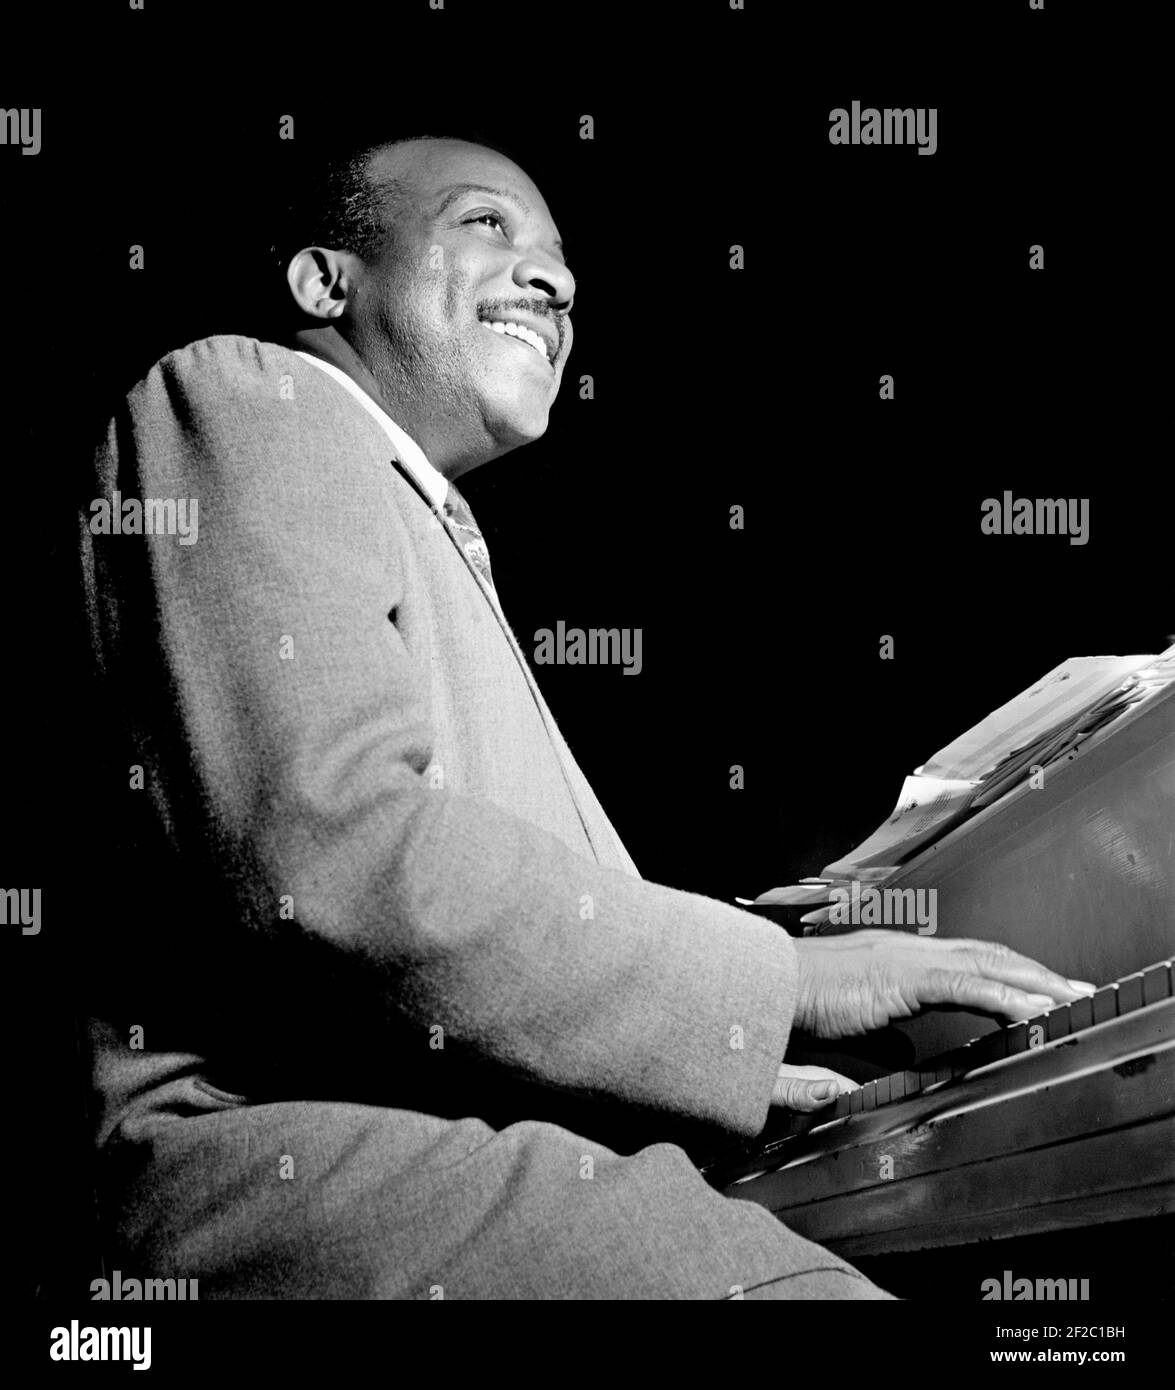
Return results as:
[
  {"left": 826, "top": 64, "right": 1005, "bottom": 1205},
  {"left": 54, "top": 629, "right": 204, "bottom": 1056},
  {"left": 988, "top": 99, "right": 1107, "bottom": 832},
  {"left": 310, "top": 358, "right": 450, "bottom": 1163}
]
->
[{"left": 340, "top": 138, "right": 575, "bottom": 476}]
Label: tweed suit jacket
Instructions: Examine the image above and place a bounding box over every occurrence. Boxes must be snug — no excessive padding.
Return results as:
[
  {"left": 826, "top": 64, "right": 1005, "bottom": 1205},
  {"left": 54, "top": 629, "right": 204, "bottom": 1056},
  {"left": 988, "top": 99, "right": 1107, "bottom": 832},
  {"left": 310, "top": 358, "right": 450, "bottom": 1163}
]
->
[{"left": 76, "top": 332, "right": 816, "bottom": 1298}]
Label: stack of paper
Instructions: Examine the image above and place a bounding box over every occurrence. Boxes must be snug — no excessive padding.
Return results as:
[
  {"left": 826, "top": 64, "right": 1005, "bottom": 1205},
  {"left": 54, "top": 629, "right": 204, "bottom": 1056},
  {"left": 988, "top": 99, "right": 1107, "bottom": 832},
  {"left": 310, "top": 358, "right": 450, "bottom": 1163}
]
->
[
  {"left": 970, "top": 654, "right": 1174, "bottom": 806},
  {"left": 744, "top": 644, "right": 1175, "bottom": 912}
]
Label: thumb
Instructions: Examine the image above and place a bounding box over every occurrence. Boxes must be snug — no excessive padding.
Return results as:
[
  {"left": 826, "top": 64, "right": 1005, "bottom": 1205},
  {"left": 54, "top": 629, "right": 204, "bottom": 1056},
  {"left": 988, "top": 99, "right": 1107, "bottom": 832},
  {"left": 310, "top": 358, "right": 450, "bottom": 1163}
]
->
[{"left": 771, "top": 1064, "right": 857, "bottom": 1112}]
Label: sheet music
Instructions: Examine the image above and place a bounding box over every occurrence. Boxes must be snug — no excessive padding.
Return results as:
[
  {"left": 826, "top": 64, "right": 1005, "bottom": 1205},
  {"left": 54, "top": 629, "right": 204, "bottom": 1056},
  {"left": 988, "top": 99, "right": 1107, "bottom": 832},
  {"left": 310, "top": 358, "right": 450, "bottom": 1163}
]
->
[
  {"left": 821, "top": 774, "right": 978, "bottom": 878},
  {"left": 745, "top": 645, "right": 1175, "bottom": 907},
  {"left": 920, "top": 655, "right": 1152, "bottom": 783}
]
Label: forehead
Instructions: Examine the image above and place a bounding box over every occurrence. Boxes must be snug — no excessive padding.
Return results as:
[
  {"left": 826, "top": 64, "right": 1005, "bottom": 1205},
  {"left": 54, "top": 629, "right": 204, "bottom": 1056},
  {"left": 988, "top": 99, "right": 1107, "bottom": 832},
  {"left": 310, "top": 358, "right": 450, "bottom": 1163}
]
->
[{"left": 370, "top": 139, "right": 556, "bottom": 226}]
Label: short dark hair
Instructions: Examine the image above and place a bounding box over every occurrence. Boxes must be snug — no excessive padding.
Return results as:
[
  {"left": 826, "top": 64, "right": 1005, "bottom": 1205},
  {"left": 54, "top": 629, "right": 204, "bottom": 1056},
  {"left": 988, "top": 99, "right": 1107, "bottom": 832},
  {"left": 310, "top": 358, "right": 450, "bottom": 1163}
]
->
[
  {"left": 272, "top": 129, "right": 521, "bottom": 272},
  {"left": 280, "top": 136, "right": 422, "bottom": 267}
]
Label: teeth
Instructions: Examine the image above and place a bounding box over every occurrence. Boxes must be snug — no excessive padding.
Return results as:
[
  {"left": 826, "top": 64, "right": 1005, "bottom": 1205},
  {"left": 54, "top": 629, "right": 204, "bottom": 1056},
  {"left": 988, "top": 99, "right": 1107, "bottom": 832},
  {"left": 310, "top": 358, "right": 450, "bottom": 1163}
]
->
[{"left": 479, "top": 319, "right": 550, "bottom": 362}]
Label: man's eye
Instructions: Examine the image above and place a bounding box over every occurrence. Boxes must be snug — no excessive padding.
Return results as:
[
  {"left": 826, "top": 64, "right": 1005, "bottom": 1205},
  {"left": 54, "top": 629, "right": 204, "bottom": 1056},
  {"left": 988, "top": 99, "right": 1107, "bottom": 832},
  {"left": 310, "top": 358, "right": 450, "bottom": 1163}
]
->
[{"left": 466, "top": 211, "right": 506, "bottom": 234}]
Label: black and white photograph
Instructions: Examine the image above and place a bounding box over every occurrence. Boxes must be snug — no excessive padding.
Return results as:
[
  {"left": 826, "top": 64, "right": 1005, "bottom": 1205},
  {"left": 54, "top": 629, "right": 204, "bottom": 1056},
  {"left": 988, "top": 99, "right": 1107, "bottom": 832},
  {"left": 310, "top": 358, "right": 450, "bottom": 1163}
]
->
[{"left": 5, "top": 0, "right": 1171, "bottom": 1367}]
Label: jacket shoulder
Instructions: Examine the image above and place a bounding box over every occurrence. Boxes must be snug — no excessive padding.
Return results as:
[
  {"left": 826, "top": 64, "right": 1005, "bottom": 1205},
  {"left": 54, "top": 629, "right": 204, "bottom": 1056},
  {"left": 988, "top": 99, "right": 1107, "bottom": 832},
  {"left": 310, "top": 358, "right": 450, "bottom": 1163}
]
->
[{"left": 131, "top": 334, "right": 302, "bottom": 409}]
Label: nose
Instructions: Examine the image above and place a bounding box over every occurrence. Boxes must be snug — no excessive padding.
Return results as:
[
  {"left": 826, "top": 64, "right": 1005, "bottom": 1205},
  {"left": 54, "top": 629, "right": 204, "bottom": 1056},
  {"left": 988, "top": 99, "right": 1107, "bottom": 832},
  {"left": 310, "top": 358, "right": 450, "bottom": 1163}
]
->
[{"left": 512, "top": 250, "right": 575, "bottom": 315}]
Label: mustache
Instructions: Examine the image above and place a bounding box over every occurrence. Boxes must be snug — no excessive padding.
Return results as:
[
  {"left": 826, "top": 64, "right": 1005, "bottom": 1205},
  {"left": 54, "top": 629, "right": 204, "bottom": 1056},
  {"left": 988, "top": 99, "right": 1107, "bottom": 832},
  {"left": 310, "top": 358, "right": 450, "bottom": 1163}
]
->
[{"left": 477, "top": 298, "right": 568, "bottom": 363}]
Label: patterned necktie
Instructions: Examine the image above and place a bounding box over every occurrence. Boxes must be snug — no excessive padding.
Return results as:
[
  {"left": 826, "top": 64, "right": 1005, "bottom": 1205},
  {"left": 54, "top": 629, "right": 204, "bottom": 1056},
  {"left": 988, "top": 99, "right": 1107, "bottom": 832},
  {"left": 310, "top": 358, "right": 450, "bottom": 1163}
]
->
[{"left": 443, "top": 485, "right": 496, "bottom": 593}]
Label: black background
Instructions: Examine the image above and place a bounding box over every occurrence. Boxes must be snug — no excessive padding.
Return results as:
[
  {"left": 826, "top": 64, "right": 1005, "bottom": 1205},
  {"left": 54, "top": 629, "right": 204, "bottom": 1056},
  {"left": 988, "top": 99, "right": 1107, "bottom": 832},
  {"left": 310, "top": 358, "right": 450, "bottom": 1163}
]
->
[{"left": 3, "top": 0, "right": 1170, "bottom": 1317}]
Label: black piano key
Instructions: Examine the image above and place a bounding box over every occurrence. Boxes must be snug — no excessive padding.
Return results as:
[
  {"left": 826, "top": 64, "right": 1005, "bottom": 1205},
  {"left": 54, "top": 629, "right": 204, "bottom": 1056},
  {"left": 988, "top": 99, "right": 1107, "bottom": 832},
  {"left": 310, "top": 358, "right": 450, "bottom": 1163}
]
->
[
  {"left": 876, "top": 1075, "right": 891, "bottom": 1105},
  {"left": 1142, "top": 963, "right": 1171, "bottom": 1006},
  {"left": 1006, "top": 1021, "right": 1028, "bottom": 1055},
  {"left": 1069, "top": 995, "right": 1094, "bottom": 1033},
  {"left": 1091, "top": 985, "right": 1118, "bottom": 1024},
  {"left": 967, "top": 1028, "right": 1006, "bottom": 1069},
  {"left": 917, "top": 1054, "right": 956, "bottom": 1086},
  {"left": 1117, "top": 973, "right": 1145, "bottom": 1015},
  {"left": 1047, "top": 1007, "right": 1071, "bottom": 1041}
]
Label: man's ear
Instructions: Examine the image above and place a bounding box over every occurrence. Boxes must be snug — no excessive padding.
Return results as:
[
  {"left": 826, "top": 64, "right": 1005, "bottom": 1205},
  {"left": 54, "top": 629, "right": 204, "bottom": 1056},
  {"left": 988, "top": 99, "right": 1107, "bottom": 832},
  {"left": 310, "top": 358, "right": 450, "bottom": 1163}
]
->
[{"left": 286, "top": 246, "right": 360, "bottom": 320}]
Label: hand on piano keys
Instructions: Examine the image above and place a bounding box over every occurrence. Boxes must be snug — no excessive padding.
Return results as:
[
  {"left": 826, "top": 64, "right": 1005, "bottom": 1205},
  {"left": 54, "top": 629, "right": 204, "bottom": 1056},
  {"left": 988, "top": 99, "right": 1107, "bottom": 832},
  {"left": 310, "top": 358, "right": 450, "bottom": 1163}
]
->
[
  {"left": 704, "top": 956, "right": 1175, "bottom": 1238},
  {"left": 792, "top": 929, "right": 1096, "bottom": 1039},
  {"left": 771, "top": 1063, "right": 859, "bottom": 1113}
]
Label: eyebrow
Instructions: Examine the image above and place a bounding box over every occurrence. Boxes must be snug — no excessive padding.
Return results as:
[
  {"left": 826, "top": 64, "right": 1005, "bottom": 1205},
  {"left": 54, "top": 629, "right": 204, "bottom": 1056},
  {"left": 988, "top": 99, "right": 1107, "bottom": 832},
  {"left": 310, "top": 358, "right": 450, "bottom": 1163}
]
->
[{"left": 432, "top": 182, "right": 565, "bottom": 255}]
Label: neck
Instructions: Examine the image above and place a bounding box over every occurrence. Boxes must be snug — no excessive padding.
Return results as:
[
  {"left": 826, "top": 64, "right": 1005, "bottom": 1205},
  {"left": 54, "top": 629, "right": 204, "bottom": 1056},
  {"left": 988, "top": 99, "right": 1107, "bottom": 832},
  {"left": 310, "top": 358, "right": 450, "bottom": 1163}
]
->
[{"left": 290, "top": 324, "right": 501, "bottom": 480}]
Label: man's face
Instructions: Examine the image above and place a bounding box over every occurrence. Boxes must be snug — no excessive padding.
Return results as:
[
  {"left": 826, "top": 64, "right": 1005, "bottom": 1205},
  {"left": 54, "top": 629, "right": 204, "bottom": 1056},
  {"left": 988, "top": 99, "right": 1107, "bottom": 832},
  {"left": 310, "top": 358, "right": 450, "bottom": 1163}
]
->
[{"left": 344, "top": 139, "right": 575, "bottom": 461}]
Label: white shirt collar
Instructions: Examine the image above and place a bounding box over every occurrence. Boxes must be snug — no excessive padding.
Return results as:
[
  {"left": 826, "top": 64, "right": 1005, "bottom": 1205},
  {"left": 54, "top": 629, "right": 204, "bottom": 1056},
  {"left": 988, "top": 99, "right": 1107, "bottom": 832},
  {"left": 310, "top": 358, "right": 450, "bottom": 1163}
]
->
[{"left": 294, "top": 350, "right": 449, "bottom": 512}]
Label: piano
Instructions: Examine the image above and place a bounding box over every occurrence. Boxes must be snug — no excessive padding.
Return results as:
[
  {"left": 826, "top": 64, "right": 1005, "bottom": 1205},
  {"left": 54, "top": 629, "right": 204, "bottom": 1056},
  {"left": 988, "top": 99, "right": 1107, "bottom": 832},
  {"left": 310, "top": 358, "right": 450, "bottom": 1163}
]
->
[
  {"left": 710, "top": 675, "right": 1175, "bottom": 1276},
  {"left": 705, "top": 960, "right": 1174, "bottom": 1257}
]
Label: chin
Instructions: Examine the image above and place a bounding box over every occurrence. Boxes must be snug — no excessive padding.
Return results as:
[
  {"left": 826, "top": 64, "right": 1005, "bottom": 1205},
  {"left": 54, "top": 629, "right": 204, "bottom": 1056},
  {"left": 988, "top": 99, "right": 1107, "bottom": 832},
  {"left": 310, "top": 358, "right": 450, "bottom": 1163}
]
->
[{"left": 484, "top": 395, "right": 553, "bottom": 448}]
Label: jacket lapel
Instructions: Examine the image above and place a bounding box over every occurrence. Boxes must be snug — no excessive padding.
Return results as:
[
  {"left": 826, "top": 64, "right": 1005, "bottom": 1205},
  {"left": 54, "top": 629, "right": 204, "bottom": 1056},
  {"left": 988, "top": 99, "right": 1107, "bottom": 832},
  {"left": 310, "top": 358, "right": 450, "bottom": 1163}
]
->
[{"left": 289, "top": 327, "right": 611, "bottom": 863}]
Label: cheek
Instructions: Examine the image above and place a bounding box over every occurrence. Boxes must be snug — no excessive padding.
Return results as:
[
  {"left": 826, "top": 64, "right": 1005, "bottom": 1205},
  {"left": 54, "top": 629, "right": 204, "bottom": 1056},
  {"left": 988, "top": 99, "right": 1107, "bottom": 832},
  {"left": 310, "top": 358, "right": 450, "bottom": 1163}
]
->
[
  {"left": 433, "top": 248, "right": 484, "bottom": 323},
  {"left": 441, "top": 271, "right": 467, "bottom": 324},
  {"left": 377, "top": 253, "right": 465, "bottom": 330}
]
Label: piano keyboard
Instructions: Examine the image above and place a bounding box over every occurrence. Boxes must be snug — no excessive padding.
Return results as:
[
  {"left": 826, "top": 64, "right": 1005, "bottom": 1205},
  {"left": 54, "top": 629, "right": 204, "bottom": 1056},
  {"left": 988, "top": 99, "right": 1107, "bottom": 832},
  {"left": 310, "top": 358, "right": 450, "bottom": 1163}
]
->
[{"left": 703, "top": 958, "right": 1175, "bottom": 1193}]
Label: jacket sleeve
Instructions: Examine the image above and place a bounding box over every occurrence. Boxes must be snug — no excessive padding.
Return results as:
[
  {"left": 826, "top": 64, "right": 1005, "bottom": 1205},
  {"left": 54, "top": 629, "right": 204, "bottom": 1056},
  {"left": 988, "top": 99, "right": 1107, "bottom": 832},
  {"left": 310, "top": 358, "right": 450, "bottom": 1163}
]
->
[{"left": 84, "top": 335, "right": 798, "bottom": 1138}]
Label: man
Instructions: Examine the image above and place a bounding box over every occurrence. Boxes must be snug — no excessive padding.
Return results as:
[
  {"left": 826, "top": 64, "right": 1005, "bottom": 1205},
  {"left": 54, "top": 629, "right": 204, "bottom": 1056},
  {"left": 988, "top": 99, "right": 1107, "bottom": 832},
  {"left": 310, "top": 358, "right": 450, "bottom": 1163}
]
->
[{"left": 79, "top": 134, "right": 1091, "bottom": 1299}]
